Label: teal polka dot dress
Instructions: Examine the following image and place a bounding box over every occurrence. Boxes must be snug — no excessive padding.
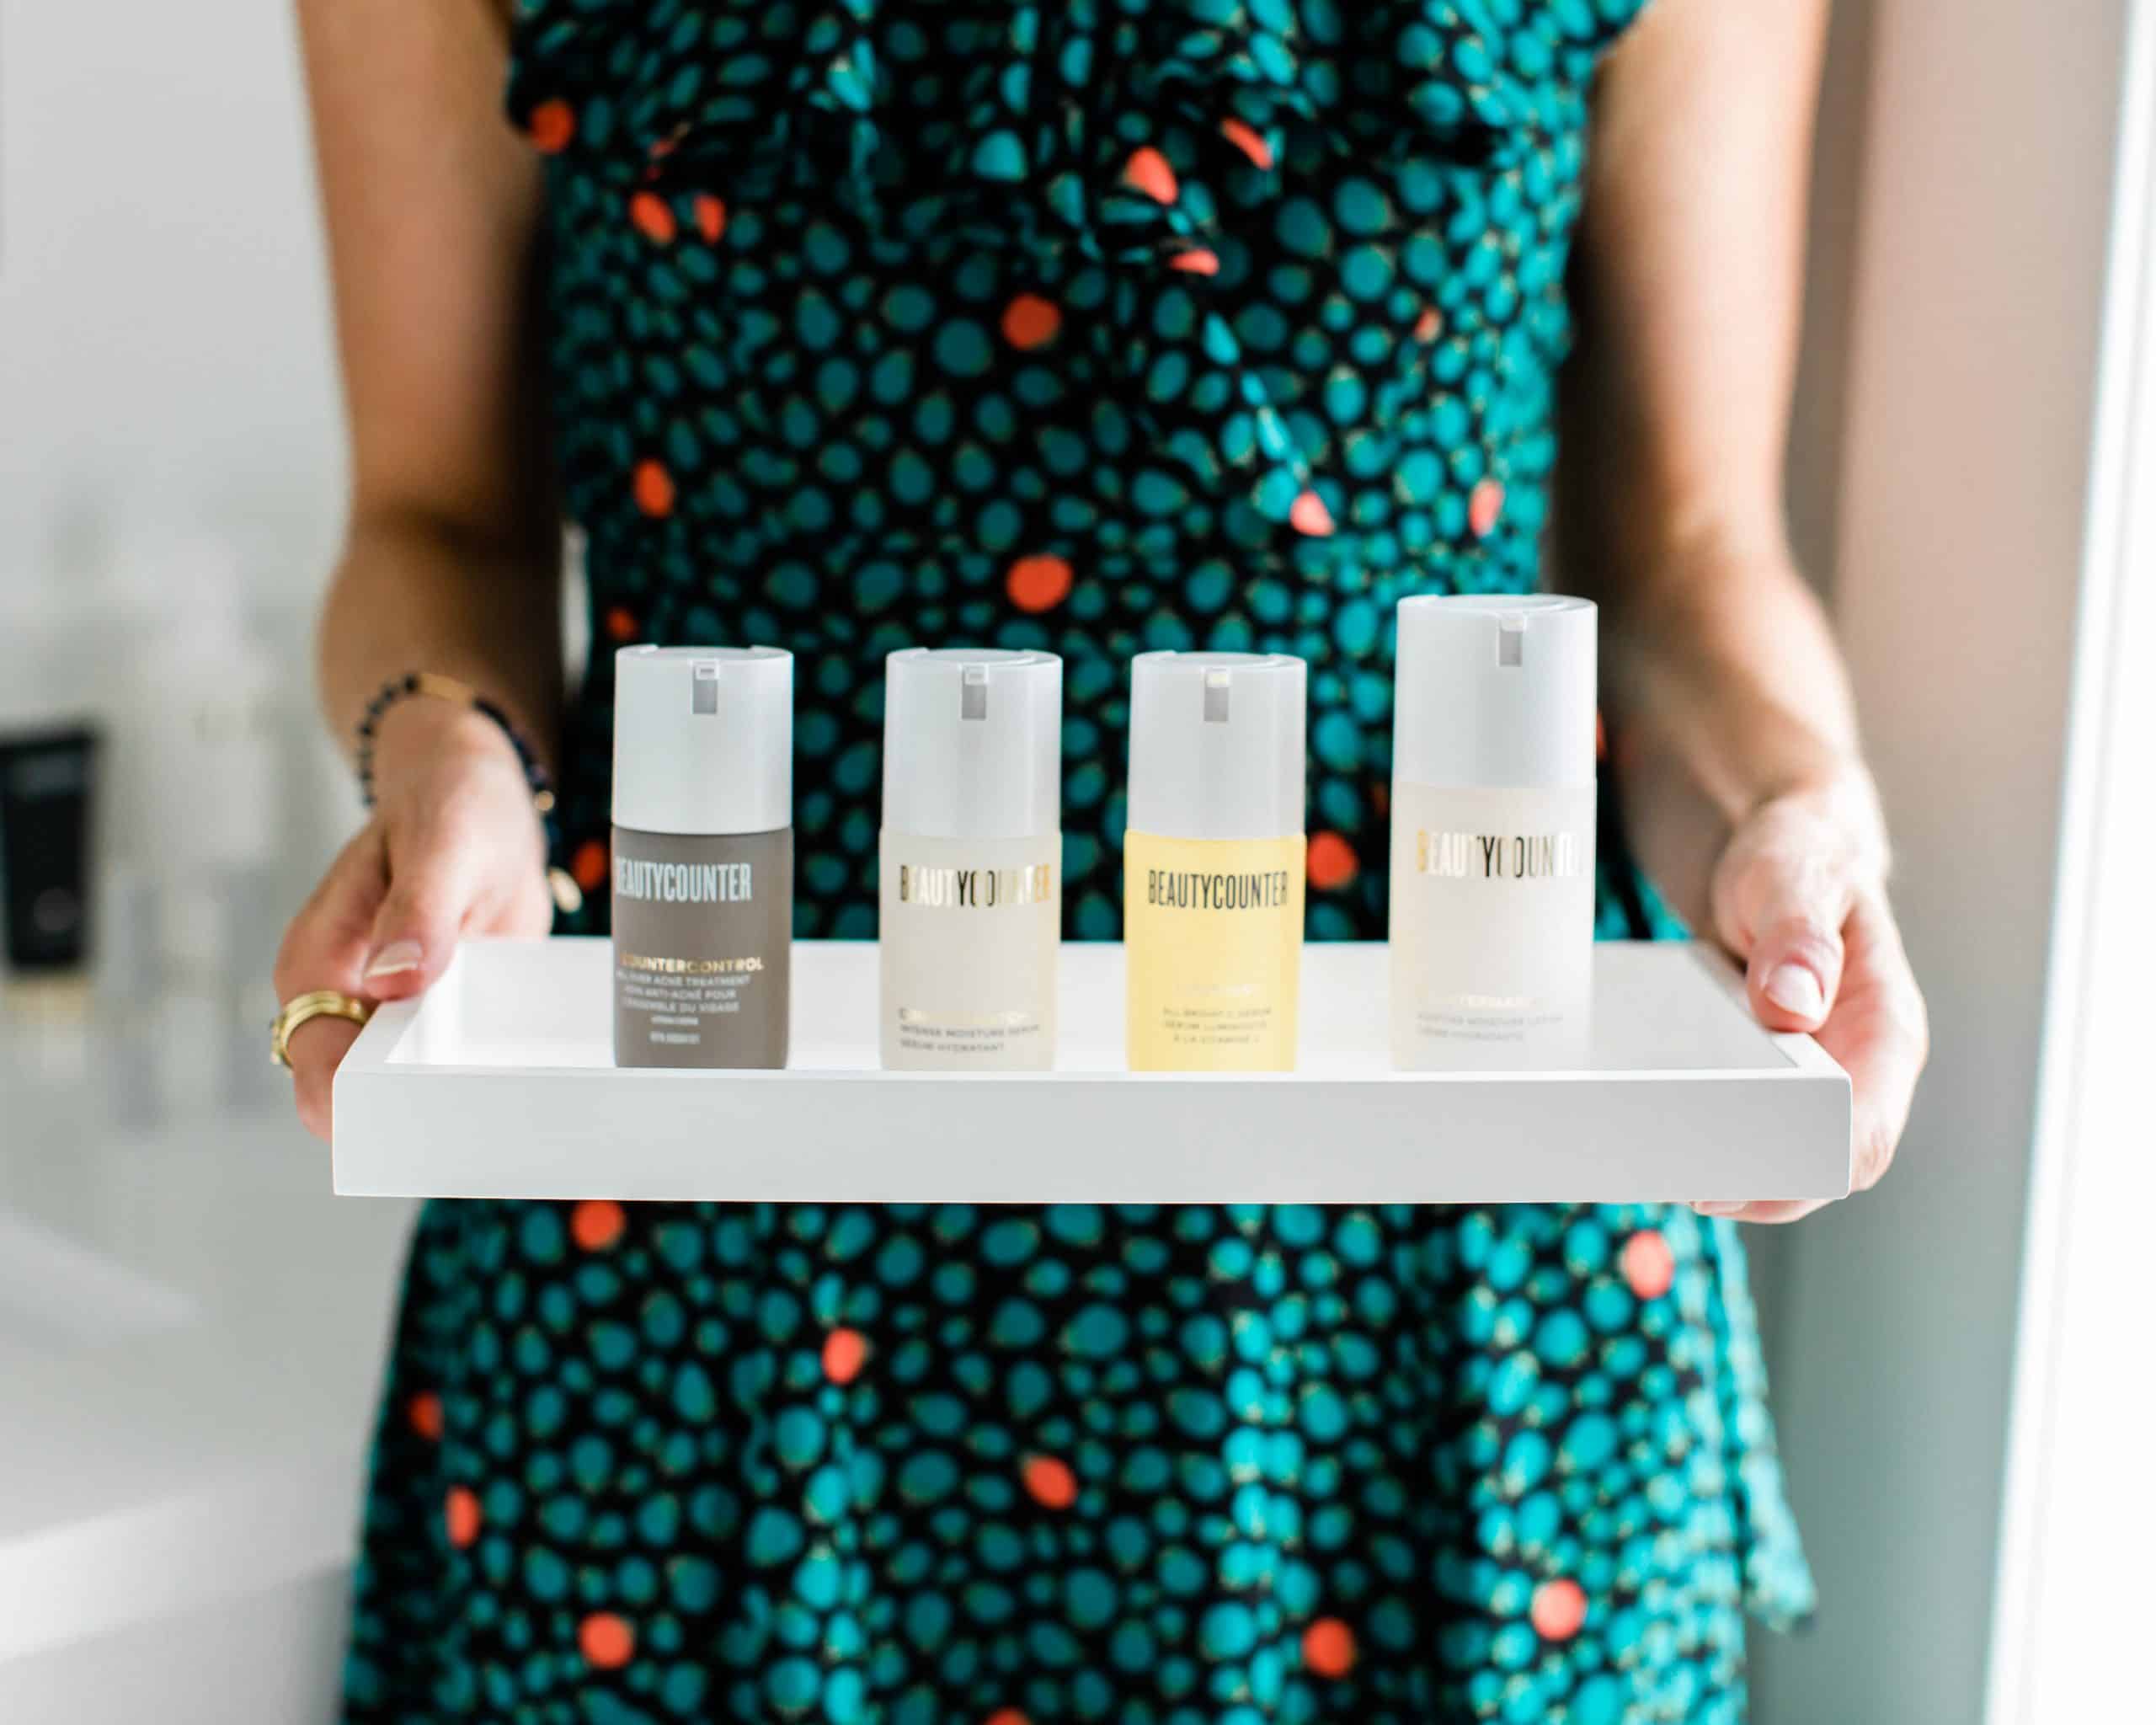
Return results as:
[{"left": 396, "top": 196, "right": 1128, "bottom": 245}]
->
[{"left": 342, "top": 3, "right": 1817, "bottom": 1719}]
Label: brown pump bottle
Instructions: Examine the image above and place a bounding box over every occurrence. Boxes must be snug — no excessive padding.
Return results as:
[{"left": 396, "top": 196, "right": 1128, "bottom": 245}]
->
[{"left": 610, "top": 646, "right": 792, "bottom": 1069}]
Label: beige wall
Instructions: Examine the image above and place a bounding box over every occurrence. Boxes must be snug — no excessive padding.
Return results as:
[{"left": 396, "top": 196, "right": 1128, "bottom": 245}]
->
[
  {"left": 1746, "top": 1, "right": 1876, "bottom": 1699},
  {"left": 1783, "top": 1, "right": 1880, "bottom": 592},
  {"left": 1753, "top": 4, "right": 2134, "bottom": 1722}
]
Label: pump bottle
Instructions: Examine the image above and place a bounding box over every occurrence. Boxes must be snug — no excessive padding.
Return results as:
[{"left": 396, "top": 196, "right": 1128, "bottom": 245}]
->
[
  {"left": 1389, "top": 595, "right": 1596, "bottom": 1069},
  {"left": 611, "top": 645, "right": 792, "bottom": 1068},
  {"left": 1123, "top": 650, "right": 1306, "bottom": 1071},
  {"left": 879, "top": 648, "right": 1062, "bottom": 1070}
]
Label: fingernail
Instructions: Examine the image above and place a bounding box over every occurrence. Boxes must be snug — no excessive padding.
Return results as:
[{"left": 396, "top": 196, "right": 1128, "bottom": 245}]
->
[
  {"left": 363, "top": 939, "right": 423, "bottom": 979},
  {"left": 1694, "top": 1201, "right": 1747, "bottom": 1216},
  {"left": 1764, "top": 962, "right": 1825, "bottom": 1021}
]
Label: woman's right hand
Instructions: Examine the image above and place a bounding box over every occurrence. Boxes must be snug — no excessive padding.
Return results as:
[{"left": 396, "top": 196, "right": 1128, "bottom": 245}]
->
[{"left": 274, "top": 702, "right": 555, "bottom": 1141}]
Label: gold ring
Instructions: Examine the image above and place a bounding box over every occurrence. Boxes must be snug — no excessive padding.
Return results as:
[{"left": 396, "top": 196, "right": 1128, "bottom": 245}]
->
[{"left": 270, "top": 990, "right": 374, "bottom": 1068}]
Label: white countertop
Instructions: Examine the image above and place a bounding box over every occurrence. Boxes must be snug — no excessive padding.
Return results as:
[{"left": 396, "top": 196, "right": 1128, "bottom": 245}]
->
[{"left": 0, "top": 1016, "right": 414, "bottom": 1665}]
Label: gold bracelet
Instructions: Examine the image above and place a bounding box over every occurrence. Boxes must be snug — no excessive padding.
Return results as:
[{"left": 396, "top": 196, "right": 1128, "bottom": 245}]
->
[{"left": 270, "top": 990, "right": 375, "bottom": 1068}]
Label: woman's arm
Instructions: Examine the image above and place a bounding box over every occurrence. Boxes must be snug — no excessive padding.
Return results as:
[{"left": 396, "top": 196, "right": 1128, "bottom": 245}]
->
[
  {"left": 275, "top": 0, "right": 560, "bottom": 1138},
  {"left": 301, "top": 0, "right": 561, "bottom": 755},
  {"left": 1556, "top": 0, "right": 1929, "bottom": 1216}
]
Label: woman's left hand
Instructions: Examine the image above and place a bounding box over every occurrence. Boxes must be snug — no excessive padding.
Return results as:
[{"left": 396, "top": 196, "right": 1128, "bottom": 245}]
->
[{"left": 1694, "top": 777, "right": 1930, "bottom": 1223}]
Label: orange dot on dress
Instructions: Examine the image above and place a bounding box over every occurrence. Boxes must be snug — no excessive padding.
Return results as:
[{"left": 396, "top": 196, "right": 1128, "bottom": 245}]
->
[
  {"left": 445, "top": 1487, "right": 481, "bottom": 1549},
  {"left": 1470, "top": 478, "right": 1506, "bottom": 538},
  {"left": 1219, "top": 117, "right": 1274, "bottom": 170},
  {"left": 1289, "top": 489, "right": 1336, "bottom": 537},
  {"left": 1531, "top": 1578, "right": 1588, "bottom": 1641},
  {"left": 579, "top": 1612, "right": 634, "bottom": 1669},
  {"left": 1123, "top": 147, "right": 1179, "bottom": 204},
  {"left": 628, "top": 191, "right": 676, "bottom": 243},
  {"left": 1623, "top": 1229, "right": 1675, "bottom": 1300},
  {"left": 1001, "top": 293, "right": 1062, "bottom": 350},
  {"left": 571, "top": 1200, "right": 625, "bottom": 1252},
  {"left": 571, "top": 839, "right": 610, "bottom": 894},
  {"left": 1006, "top": 553, "right": 1073, "bottom": 613},
  {"left": 1022, "top": 1454, "right": 1078, "bottom": 1509},
  {"left": 823, "top": 1327, "right": 868, "bottom": 1385},
  {"left": 1303, "top": 1617, "right": 1357, "bottom": 1677},
  {"left": 1308, "top": 831, "right": 1358, "bottom": 890},
  {"left": 632, "top": 459, "right": 675, "bottom": 517},
  {"left": 527, "top": 99, "right": 575, "bottom": 153}
]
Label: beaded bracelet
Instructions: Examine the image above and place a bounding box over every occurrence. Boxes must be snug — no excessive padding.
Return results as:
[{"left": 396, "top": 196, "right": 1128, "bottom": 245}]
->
[
  {"left": 355, "top": 672, "right": 557, "bottom": 819},
  {"left": 355, "top": 673, "right": 586, "bottom": 914}
]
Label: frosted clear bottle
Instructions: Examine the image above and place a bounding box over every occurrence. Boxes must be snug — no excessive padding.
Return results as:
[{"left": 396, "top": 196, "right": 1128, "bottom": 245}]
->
[
  {"left": 878, "top": 648, "right": 1062, "bottom": 1071},
  {"left": 879, "top": 832, "right": 1059, "bottom": 1067},
  {"left": 1389, "top": 596, "right": 1598, "bottom": 1070},
  {"left": 1388, "top": 784, "right": 1593, "bottom": 1067}
]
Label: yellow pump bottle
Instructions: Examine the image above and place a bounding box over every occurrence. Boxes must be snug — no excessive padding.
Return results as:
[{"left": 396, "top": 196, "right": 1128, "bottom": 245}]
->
[{"left": 1121, "top": 651, "right": 1307, "bottom": 1071}]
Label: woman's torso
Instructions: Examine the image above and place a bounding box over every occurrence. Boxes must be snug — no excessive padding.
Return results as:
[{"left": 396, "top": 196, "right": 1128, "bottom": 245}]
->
[{"left": 342, "top": 10, "right": 1824, "bottom": 1722}]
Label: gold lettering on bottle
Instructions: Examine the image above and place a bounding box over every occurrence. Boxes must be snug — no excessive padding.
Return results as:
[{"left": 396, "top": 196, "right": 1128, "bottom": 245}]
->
[
  {"left": 896, "top": 863, "right": 1055, "bottom": 908},
  {"left": 1414, "top": 831, "right": 1582, "bottom": 880}
]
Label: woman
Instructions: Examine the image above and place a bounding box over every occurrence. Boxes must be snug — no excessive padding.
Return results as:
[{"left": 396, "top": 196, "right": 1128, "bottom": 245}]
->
[{"left": 279, "top": 0, "right": 1928, "bottom": 1717}]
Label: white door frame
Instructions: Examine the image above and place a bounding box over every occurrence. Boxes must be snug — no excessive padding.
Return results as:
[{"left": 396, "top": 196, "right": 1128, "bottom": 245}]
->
[{"left": 1985, "top": 3, "right": 2156, "bottom": 1717}]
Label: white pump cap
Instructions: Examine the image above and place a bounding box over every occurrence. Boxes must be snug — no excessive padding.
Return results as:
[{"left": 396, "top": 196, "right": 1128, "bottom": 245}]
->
[
  {"left": 611, "top": 645, "right": 792, "bottom": 835},
  {"left": 882, "top": 648, "right": 1062, "bottom": 839},
  {"left": 1127, "top": 650, "right": 1306, "bottom": 841},
  {"left": 1394, "top": 595, "right": 1598, "bottom": 789}
]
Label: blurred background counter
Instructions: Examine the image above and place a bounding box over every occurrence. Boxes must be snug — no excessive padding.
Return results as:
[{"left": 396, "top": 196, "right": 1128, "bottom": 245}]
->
[{"left": 0, "top": 1036, "right": 412, "bottom": 1722}]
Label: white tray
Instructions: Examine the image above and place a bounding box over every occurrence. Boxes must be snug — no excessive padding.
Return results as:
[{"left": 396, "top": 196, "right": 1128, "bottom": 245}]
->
[{"left": 332, "top": 938, "right": 1849, "bottom": 1203}]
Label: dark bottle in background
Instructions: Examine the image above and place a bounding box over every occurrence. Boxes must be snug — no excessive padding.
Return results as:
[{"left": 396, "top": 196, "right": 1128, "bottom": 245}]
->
[
  {"left": 0, "top": 724, "right": 100, "bottom": 983},
  {"left": 610, "top": 647, "right": 792, "bottom": 1069}
]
